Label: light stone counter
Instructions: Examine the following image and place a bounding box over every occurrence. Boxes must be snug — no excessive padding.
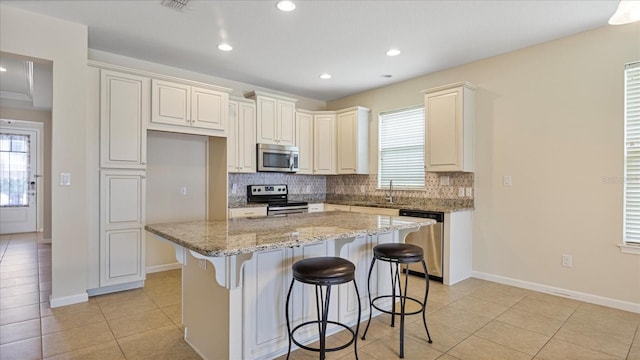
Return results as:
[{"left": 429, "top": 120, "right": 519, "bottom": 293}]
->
[{"left": 145, "top": 211, "right": 436, "bottom": 257}]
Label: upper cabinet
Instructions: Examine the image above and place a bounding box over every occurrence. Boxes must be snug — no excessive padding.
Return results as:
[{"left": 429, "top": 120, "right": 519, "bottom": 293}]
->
[
  {"left": 423, "top": 82, "right": 475, "bottom": 172},
  {"left": 336, "top": 107, "right": 370, "bottom": 174},
  {"left": 313, "top": 112, "right": 337, "bottom": 175},
  {"left": 150, "top": 79, "right": 229, "bottom": 137},
  {"left": 248, "top": 91, "right": 297, "bottom": 146},
  {"left": 295, "top": 110, "right": 314, "bottom": 175},
  {"left": 228, "top": 98, "right": 257, "bottom": 173},
  {"left": 99, "top": 69, "right": 150, "bottom": 169}
]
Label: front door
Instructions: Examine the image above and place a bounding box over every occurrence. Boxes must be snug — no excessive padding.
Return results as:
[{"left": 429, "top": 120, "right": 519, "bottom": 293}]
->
[{"left": 0, "top": 128, "right": 38, "bottom": 234}]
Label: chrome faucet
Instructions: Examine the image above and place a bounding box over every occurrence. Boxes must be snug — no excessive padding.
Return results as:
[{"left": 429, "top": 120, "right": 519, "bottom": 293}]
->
[{"left": 386, "top": 180, "right": 393, "bottom": 203}]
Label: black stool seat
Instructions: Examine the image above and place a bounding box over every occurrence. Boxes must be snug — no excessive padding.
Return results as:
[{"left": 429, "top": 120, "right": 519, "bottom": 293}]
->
[
  {"left": 373, "top": 243, "right": 424, "bottom": 263},
  {"left": 292, "top": 256, "right": 355, "bottom": 285}
]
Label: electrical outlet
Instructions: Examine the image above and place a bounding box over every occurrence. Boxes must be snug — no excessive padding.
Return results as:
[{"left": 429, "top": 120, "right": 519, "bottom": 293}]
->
[
  {"left": 466, "top": 187, "right": 473, "bottom": 197},
  {"left": 231, "top": 183, "right": 238, "bottom": 194},
  {"left": 360, "top": 185, "right": 366, "bottom": 193},
  {"left": 306, "top": 184, "right": 311, "bottom": 193},
  {"left": 440, "top": 176, "right": 450, "bottom": 186},
  {"left": 562, "top": 254, "right": 572, "bottom": 267},
  {"left": 198, "top": 259, "right": 207, "bottom": 270},
  {"left": 180, "top": 186, "right": 187, "bottom": 195},
  {"left": 458, "top": 187, "right": 465, "bottom": 197},
  {"left": 503, "top": 176, "right": 512, "bottom": 187}
]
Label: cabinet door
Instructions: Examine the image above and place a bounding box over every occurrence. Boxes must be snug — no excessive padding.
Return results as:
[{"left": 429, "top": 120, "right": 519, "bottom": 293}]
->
[
  {"left": 100, "top": 70, "right": 149, "bottom": 169},
  {"left": 100, "top": 170, "right": 145, "bottom": 229},
  {"left": 313, "top": 114, "right": 336, "bottom": 174},
  {"left": 256, "top": 96, "right": 278, "bottom": 144},
  {"left": 100, "top": 228, "right": 144, "bottom": 286},
  {"left": 425, "top": 87, "right": 462, "bottom": 171},
  {"left": 191, "top": 87, "right": 227, "bottom": 132},
  {"left": 295, "top": 111, "right": 314, "bottom": 174},
  {"left": 227, "top": 101, "right": 239, "bottom": 172},
  {"left": 337, "top": 111, "right": 357, "bottom": 174},
  {"left": 238, "top": 101, "right": 257, "bottom": 172},
  {"left": 243, "top": 248, "right": 292, "bottom": 358},
  {"left": 277, "top": 100, "right": 296, "bottom": 145},
  {"left": 151, "top": 79, "right": 190, "bottom": 126}
]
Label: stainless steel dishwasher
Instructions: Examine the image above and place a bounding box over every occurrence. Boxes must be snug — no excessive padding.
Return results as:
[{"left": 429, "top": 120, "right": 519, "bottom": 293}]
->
[{"left": 399, "top": 209, "right": 444, "bottom": 282}]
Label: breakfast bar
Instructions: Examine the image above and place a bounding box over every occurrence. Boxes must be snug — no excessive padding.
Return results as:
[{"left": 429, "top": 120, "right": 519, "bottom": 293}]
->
[{"left": 145, "top": 211, "right": 436, "bottom": 360}]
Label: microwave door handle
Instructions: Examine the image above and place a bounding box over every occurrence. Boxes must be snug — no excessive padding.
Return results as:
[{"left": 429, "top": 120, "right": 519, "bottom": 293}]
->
[{"left": 289, "top": 153, "right": 294, "bottom": 170}]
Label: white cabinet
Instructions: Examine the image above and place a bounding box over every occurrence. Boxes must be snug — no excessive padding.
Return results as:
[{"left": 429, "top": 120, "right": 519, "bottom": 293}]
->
[
  {"left": 99, "top": 170, "right": 146, "bottom": 286},
  {"left": 295, "top": 110, "right": 314, "bottom": 175},
  {"left": 151, "top": 79, "right": 229, "bottom": 137},
  {"left": 336, "top": 107, "right": 370, "bottom": 174},
  {"left": 228, "top": 98, "right": 256, "bottom": 173},
  {"left": 99, "top": 70, "right": 149, "bottom": 169},
  {"left": 249, "top": 91, "right": 297, "bottom": 146},
  {"left": 308, "top": 203, "right": 324, "bottom": 213},
  {"left": 313, "top": 112, "right": 337, "bottom": 175},
  {"left": 228, "top": 207, "right": 267, "bottom": 219},
  {"left": 423, "top": 82, "right": 475, "bottom": 172}
]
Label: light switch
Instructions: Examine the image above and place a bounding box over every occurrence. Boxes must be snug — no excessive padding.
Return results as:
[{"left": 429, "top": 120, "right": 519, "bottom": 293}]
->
[
  {"left": 503, "top": 176, "right": 512, "bottom": 187},
  {"left": 440, "top": 176, "right": 450, "bottom": 186},
  {"left": 59, "top": 172, "right": 71, "bottom": 186}
]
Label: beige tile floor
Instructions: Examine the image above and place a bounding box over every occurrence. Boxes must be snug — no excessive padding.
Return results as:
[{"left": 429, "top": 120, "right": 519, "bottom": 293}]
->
[{"left": 1, "top": 232, "right": 639, "bottom": 360}]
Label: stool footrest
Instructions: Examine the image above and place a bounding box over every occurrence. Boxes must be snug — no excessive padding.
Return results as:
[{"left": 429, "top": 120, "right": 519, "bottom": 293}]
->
[
  {"left": 290, "top": 320, "right": 356, "bottom": 353},
  {"left": 370, "top": 295, "right": 425, "bottom": 317}
]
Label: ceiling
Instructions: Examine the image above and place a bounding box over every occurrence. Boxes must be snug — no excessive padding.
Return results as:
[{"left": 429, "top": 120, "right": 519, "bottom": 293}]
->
[
  {"left": 0, "top": 0, "right": 620, "bottom": 102},
  {"left": 0, "top": 53, "right": 52, "bottom": 111}
]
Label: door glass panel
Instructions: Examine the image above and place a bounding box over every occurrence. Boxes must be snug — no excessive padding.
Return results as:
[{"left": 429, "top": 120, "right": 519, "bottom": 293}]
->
[{"left": 0, "top": 134, "right": 30, "bottom": 207}]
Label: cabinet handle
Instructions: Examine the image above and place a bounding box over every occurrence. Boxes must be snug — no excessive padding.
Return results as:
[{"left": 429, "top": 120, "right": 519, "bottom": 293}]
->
[
  {"left": 141, "top": 162, "right": 146, "bottom": 165},
  {"left": 141, "top": 175, "right": 146, "bottom": 179}
]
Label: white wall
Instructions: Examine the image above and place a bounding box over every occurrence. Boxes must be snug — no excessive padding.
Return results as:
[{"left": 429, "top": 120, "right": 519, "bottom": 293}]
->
[
  {"left": 329, "top": 23, "right": 640, "bottom": 308},
  {"left": 145, "top": 131, "right": 208, "bottom": 270},
  {"left": 0, "top": 5, "right": 89, "bottom": 306}
]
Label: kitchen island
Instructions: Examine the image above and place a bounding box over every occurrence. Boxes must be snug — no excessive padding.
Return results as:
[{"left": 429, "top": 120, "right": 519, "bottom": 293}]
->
[{"left": 145, "top": 211, "right": 436, "bottom": 360}]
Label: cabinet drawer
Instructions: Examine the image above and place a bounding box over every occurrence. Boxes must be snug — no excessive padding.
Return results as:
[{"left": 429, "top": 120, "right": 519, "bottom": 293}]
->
[{"left": 228, "top": 207, "right": 267, "bottom": 218}]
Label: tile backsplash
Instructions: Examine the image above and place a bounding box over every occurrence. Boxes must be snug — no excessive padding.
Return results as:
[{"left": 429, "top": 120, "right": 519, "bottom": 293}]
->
[{"left": 228, "top": 172, "right": 473, "bottom": 206}]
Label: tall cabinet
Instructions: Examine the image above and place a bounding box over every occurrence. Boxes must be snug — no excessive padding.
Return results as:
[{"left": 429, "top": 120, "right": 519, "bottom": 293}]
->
[
  {"left": 93, "top": 67, "right": 149, "bottom": 292},
  {"left": 295, "top": 110, "right": 314, "bottom": 175},
  {"left": 336, "top": 107, "right": 370, "bottom": 174}
]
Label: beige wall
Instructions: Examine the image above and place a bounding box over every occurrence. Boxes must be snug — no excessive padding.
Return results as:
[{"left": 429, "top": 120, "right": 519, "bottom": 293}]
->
[
  {"left": 145, "top": 131, "right": 208, "bottom": 269},
  {"left": 0, "top": 5, "right": 89, "bottom": 304},
  {"left": 329, "top": 23, "right": 640, "bottom": 306},
  {"left": 0, "top": 107, "right": 52, "bottom": 239}
]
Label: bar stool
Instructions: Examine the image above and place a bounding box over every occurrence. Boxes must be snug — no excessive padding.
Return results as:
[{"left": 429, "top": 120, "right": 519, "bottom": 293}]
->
[
  {"left": 285, "top": 256, "right": 361, "bottom": 360},
  {"left": 361, "top": 243, "right": 432, "bottom": 358}
]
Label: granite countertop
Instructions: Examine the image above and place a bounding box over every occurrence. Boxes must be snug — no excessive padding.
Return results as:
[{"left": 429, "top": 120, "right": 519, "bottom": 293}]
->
[
  {"left": 324, "top": 199, "right": 473, "bottom": 212},
  {"left": 145, "top": 211, "right": 436, "bottom": 257}
]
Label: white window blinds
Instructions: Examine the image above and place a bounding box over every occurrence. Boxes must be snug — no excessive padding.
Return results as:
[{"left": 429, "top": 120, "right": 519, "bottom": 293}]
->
[
  {"left": 624, "top": 61, "right": 640, "bottom": 244},
  {"left": 378, "top": 106, "right": 425, "bottom": 188}
]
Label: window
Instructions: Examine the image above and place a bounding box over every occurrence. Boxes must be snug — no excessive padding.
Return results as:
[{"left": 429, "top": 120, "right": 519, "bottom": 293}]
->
[
  {"left": 624, "top": 61, "right": 640, "bottom": 248},
  {"left": 0, "top": 134, "right": 31, "bottom": 207},
  {"left": 378, "top": 106, "right": 425, "bottom": 189}
]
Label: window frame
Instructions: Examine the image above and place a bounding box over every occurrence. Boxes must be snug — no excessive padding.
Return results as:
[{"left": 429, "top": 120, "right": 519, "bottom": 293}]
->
[{"left": 621, "top": 61, "right": 640, "bottom": 254}]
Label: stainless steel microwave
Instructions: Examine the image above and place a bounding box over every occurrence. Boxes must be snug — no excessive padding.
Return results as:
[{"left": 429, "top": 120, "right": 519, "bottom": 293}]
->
[{"left": 257, "top": 143, "right": 299, "bottom": 173}]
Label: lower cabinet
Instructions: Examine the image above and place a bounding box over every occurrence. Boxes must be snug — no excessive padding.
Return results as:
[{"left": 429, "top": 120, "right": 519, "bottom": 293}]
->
[
  {"left": 99, "top": 170, "right": 146, "bottom": 287},
  {"left": 242, "top": 232, "right": 394, "bottom": 358}
]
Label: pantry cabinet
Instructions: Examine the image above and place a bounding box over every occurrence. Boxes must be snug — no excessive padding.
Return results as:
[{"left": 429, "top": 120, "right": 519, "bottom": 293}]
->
[
  {"left": 99, "top": 169, "right": 146, "bottom": 286},
  {"left": 423, "top": 82, "right": 475, "bottom": 172},
  {"left": 99, "top": 70, "right": 149, "bottom": 169},
  {"left": 313, "top": 112, "right": 337, "bottom": 175},
  {"left": 248, "top": 91, "right": 297, "bottom": 146},
  {"left": 151, "top": 79, "right": 229, "bottom": 137},
  {"left": 228, "top": 98, "right": 256, "bottom": 173},
  {"left": 295, "top": 110, "right": 314, "bottom": 174},
  {"left": 336, "top": 107, "right": 370, "bottom": 174}
]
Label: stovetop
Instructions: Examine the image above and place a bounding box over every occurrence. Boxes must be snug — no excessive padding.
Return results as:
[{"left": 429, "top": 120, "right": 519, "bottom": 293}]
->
[{"left": 247, "top": 184, "right": 308, "bottom": 207}]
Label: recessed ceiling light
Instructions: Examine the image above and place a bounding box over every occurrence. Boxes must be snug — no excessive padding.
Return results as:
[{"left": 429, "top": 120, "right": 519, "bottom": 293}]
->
[
  {"left": 381, "top": 74, "right": 392, "bottom": 78},
  {"left": 319, "top": 73, "right": 332, "bottom": 80},
  {"left": 386, "top": 49, "right": 401, "bottom": 57},
  {"left": 218, "top": 43, "right": 233, "bottom": 51},
  {"left": 0, "top": 66, "right": 6, "bottom": 72},
  {"left": 276, "top": 1, "right": 296, "bottom": 12}
]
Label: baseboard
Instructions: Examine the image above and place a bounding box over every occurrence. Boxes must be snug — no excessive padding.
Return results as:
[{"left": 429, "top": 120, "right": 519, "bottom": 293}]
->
[
  {"left": 146, "top": 262, "right": 181, "bottom": 274},
  {"left": 472, "top": 271, "right": 640, "bottom": 314},
  {"left": 87, "top": 280, "right": 145, "bottom": 297},
  {"left": 49, "top": 292, "right": 89, "bottom": 308}
]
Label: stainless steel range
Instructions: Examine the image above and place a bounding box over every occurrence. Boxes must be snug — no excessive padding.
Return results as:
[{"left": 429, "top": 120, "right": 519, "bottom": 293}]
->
[{"left": 247, "top": 185, "right": 308, "bottom": 216}]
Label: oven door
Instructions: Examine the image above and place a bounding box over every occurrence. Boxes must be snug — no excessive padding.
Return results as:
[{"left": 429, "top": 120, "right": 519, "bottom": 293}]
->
[{"left": 267, "top": 205, "right": 308, "bottom": 217}]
